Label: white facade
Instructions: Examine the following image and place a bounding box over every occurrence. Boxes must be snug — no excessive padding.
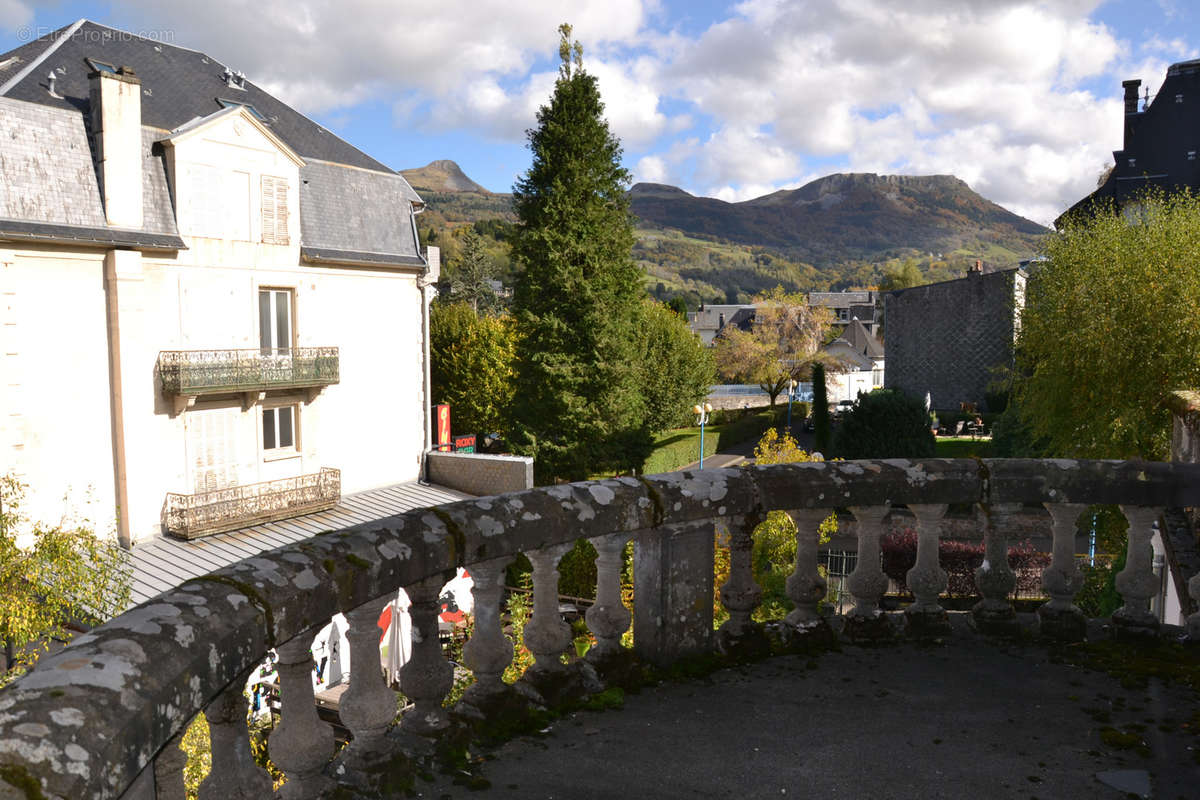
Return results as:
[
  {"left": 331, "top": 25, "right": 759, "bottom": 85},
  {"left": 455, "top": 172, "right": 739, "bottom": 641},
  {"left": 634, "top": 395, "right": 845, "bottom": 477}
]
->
[{"left": 1, "top": 66, "right": 436, "bottom": 546}]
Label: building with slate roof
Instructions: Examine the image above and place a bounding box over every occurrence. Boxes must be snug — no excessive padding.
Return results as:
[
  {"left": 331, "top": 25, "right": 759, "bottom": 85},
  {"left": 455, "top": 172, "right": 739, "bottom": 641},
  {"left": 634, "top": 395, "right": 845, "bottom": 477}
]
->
[
  {"left": 822, "top": 318, "right": 885, "bottom": 404},
  {"left": 0, "top": 20, "right": 441, "bottom": 547},
  {"left": 807, "top": 290, "right": 879, "bottom": 336},
  {"left": 1060, "top": 58, "right": 1200, "bottom": 224}
]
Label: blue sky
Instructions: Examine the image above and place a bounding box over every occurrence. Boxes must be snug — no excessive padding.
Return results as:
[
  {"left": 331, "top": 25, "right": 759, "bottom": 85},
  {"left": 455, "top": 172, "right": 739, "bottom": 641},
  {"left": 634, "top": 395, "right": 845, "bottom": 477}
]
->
[{"left": 3, "top": 1, "right": 1198, "bottom": 224}]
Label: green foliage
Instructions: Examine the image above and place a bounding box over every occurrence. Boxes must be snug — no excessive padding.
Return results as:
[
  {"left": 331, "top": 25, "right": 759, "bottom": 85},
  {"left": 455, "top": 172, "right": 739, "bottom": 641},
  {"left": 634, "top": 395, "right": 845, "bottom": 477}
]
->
[
  {"left": 508, "top": 25, "right": 650, "bottom": 482},
  {"left": 833, "top": 389, "right": 935, "bottom": 458},
  {"left": 636, "top": 300, "right": 716, "bottom": 432},
  {"left": 712, "top": 286, "right": 834, "bottom": 405},
  {"left": 666, "top": 295, "right": 689, "bottom": 317},
  {"left": 181, "top": 715, "right": 211, "bottom": 799},
  {"left": 1016, "top": 191, "right": 1200, "bottom": 460},
  {"left": 641, "top": 410, "right": 780, "bottom": 475},
  {"left": 502, "top": 579, "right": 535, "bottom": 684},
  {"left": 430, "top": 303, "right": 517, "bottom": 437},
  {"left": 879, "top": 258, "right": 923, "bottom": 290},
  {"left": 0, "top": 474, "right": 130, "bottom": 677},
  {"left": 812, "top": 363, "right": 831, "bottom": 453},
  {"left": 446, "top": 228, "right": 503, "bottom": 313}
]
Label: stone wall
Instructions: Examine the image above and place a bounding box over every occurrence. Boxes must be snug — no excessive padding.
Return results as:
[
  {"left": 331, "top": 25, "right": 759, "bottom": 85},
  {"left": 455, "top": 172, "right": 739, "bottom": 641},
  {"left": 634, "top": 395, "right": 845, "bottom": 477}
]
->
[
  {"left": 883, "top": 269, "right": 1023, "bottom": 412},
  {"left": 1168, "top": 390, "right": 1200, "bottom": 464},
  {"left": 425, "top": 451, "right": 534, "bottom": 496}
]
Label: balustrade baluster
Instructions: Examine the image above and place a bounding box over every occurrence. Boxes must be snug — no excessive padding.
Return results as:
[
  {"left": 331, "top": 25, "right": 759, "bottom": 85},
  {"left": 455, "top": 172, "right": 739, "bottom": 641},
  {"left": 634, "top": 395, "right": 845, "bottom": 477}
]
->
[
  {"left": 905, "top": 504, "right": 950, "bottom": 636},
  {"left": 1113, "top": 505, "right": 1163, "bottom": 636},
  {"left": 523, "top": 543, "right": 575, "bottom": 675},
  {"left": 269, "top": 636, "right": 334, "bottom": 799},
  {"left": 151, "top": 730, "right": 187, "bottom": 800},
  {"left": 585, "top": 534, "right": 632, "bottom": 665},
  {"left": 461, "top": 556, "right": 516, "bottom": 708},
  {"left": 399, "top": 575, "right": 455, "bottom": 735},
  {"left": 1039, "top": 503, "right": 1087, "bottom": 641},
  {"left": 197, "top": 670, "right": 272, "bottom": 800},
  {"left": 784, "top": 509, "right": 827, "bottom": 629},
  {"left": 972, "top": 503, "right": 1020, "bottom": 634},
  {"left": 1188, "top": 570, "right": 1200, "bottom": 641},
  {"left": 718, "top": 514, "right": 767, "bottom": 654},
  {"left": 845, "top": 504, "right": 892, "bottom": 639},
  {"left": 336, "top": 596, "right": 402, "bottom": 783}
]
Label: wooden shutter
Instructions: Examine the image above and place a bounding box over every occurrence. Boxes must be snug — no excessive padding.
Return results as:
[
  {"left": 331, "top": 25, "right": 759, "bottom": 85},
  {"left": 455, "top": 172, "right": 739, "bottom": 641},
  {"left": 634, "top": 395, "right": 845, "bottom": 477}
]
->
[
  {"left": 261, "top": 176, "right": 289, "bottom": 244},
  {"left": 188, "top": 409, "right": 240, "bottom": 492}
]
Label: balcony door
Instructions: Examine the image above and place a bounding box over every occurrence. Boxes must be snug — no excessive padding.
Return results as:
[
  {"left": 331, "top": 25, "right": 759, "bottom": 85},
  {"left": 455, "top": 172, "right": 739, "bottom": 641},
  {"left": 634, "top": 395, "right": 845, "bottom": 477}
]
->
[{"left": 259, "top": 288, "right": 294, "bottom": 385}]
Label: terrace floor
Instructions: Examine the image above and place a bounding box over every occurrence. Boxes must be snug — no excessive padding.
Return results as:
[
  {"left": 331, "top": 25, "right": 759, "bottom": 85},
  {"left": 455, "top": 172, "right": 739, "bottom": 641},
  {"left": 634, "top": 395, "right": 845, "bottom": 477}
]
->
[{"left": 416, "top": 615, "right": 1198, "bottom": 800}]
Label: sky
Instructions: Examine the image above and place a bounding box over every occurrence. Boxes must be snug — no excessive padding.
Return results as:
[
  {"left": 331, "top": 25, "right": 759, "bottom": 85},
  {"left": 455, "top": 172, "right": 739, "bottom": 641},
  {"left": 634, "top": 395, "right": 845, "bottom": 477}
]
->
[{"left": 2, "top": 1, "right": 1198, "bottom": 226}]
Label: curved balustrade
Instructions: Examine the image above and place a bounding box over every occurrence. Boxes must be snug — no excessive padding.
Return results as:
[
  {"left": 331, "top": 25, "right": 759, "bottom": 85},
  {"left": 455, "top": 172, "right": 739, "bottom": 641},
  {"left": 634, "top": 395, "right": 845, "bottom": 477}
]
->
[{"left": 3, "top": 458, "right": 1200, "bottom": 799}]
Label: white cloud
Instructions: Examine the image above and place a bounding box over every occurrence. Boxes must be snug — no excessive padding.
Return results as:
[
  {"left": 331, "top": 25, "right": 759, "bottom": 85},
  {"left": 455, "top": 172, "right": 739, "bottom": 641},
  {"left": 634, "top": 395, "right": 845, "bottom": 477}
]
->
[
  {"left": 0, "top": 0, "right": 32, "bottom": 33},
  {"left": 635, "top": 154, "right": 667, "bottom": 183}
]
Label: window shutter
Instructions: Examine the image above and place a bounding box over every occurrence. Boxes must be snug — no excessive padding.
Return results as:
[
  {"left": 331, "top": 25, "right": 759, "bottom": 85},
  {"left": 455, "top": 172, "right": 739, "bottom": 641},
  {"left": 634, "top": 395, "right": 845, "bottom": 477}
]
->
[
  {"left": 189, "top": 409, "right": 240, "bottom": 492},
  {"left": 261, "top": 176, "right": 289, "bottom": 245}
]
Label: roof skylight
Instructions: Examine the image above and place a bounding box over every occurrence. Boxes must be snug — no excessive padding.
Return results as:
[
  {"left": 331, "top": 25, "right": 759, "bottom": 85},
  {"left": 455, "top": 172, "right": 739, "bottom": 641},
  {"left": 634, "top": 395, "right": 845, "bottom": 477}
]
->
[{"left": 86, "top": 58, "right": 117, "bottom": 74}]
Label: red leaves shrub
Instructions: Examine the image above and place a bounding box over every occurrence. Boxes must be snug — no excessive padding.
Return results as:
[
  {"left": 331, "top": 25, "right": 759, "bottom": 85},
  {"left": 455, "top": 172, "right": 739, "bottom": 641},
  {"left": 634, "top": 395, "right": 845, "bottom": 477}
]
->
[{"left": 880, "top": 528, "right": 1051, "bottom": 600}]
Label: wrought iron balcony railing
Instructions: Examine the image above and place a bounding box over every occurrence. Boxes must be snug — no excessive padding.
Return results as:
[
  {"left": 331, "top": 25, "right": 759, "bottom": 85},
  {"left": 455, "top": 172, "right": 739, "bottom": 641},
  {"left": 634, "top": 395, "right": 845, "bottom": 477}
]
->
[
  {"left": 4, "top": 459, "right": 1200, "bottom": 799},
  {"left": 163, "top": 468, "right": 341, "bottom": 540},
  {"left": 157, "top": 347, "right": 340, "bottom": 403}
]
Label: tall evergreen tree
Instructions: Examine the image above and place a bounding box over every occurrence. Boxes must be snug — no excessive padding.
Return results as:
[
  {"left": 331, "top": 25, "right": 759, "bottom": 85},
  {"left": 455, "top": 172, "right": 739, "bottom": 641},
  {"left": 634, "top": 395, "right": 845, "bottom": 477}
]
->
[{"left": 509, "top": 24, "right": 649, "bottom": 482}]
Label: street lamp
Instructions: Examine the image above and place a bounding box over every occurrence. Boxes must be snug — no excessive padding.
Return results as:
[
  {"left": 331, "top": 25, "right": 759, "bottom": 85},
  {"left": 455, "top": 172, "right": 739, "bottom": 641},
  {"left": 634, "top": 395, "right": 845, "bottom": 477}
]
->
[
  {"left": 693, "top": 402, "right": 713, "bottom": 468},
  {"left": 785, "top": 378, "right": 797, "bottom": 433}
]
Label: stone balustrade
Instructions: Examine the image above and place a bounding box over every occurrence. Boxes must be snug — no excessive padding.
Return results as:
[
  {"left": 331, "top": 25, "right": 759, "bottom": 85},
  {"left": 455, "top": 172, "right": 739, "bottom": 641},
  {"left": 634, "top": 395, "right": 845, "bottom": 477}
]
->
[{"left": 2, "top": 458, "right": 1200, "bottom": 799}]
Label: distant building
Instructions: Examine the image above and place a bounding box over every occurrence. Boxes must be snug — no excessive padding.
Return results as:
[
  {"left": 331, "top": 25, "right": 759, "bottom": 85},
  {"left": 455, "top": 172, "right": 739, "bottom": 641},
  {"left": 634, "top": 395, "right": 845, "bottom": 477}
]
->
[
  {"left": 687, "top": 303, "right": 757, "bottom": 345},
  {"left": 883, "top": 266, "right": 1025, "bottom": 412},
  {"left": 1061, "top": 57, "right": 1200, "bottom": 223},
  {"left": 823, "top": 319, "right": 885, "bottom": 403},
  {"left": 807, "top": 291, "right": 879, "bottom": 336}
]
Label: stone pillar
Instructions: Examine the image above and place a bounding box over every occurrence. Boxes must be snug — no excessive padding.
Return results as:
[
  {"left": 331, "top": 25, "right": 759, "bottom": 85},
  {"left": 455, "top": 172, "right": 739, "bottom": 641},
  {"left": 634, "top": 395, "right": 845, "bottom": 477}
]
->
[
  {"left": 634, "top": 521, "right": 715, "bottom": 667},
  {"left": 585, "top": 533, "right": 631, "bottom": 664},
  {"left": 1113, "top": 505, "right": 1162, "bottom": 637},
  {"left": 972, "top": 503, "right": 1019, "bottom": 634},
  {"left": 269, "top": 636, "right": 335, "bottom": 799},
  {"left": 1188, "top": 571, "right": 1200, "bottom": 641},
  {"left": 339, "top": 597, "right": 400, "bottom": 756},
  {"left": 845, "top": 504, "right": 892, "bottom": 640},
  {"left": 717, "top": 514, "right": 766, "bottom": 656},
  {"left": 461, "top": 556, "right": 515, "bottom": 706},
  {"left": 399, "top": 576, "right": 454, "bottom": 735},
  {"left": 905, "top": 504, "right": 949, "bottom": 636},
  {"left": 1038, "top": 503, "right": 1087, "bottom": 641},
  {"left": 151, "top": 731, "right": 187, "bottom": 800},
  {"left": 784, "top": 509, "right": 828, "bottom": 629},
  {"left": 198, "top": 672, "right": 272, "bottom": 800}
]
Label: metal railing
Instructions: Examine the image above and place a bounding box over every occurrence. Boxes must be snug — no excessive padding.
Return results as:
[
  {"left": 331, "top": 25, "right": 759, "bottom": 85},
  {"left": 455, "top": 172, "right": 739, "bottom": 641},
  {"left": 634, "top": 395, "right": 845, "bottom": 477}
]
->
[
  {"left": 157, "top": 347, "right": 340, "bottom": 396},
  {"left": 163, "top": 467, "right": 341, "bottom": 539}
]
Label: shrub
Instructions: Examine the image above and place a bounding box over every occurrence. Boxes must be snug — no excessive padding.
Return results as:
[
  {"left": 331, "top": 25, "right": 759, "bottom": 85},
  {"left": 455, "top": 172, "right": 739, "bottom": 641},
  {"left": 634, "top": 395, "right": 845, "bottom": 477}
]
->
[
  {"left": 812, "top": 363, "right": 831, "bottom": 453},
  {"left": 833, "top": 389, "right": 935, "bottom": 458},
  {"left": 880, "top": 529, "right": 1050, "bottom": 599}
]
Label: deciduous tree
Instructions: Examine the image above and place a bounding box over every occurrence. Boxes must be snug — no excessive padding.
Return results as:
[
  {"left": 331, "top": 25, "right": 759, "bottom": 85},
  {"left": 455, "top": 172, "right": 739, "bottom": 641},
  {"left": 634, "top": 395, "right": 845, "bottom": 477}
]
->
[
  {"left": 712, "top": 286, "right": 834, "bottom": 405},
  {"left": 430, "top": 303, "right": 517, "bottom": 438},
  {"left": 637, "top": 300, "right": 715, "bottom": 432},
  {"left": 1016, "top": 191, "right": 1200, "bottom": 459}
]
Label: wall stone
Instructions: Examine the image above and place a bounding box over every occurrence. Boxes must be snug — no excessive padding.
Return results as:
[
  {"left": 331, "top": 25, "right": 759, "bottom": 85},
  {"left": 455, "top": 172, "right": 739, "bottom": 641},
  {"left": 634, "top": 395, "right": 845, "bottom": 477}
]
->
[
  {"left": 883, "top": 269, "right": 1023, "bottom": 412},
  {"left": 426, "top": 451, "right": 534, "bottom": 496}
]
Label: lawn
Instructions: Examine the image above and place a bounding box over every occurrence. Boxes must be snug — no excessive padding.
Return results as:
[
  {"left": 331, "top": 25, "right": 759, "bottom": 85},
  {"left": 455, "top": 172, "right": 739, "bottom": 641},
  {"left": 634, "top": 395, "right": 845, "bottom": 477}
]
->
[{"left": 934, "top": 436, "right": 994, "bottom": 458}]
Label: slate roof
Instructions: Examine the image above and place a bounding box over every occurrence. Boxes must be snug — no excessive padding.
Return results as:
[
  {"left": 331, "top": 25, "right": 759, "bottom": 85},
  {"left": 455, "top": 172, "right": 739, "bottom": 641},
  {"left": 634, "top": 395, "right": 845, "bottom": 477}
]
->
[
  {"left": 0, "top": 20, "right": 426, "bottom": 263},
  {"left": 809, "top": 291, "right": 873, "bottom": 307},
  {"left": 0, "top": 96, "right": 184, "bottom": 248},
  {"left": 838, "top": 318, "right": 884, "bottom": 359},
  {"left": 124, "top": 480, "right": 471, "bottom": 609},
  {"left": 0, "top": 19, "right": 395, "bottom": 173}
]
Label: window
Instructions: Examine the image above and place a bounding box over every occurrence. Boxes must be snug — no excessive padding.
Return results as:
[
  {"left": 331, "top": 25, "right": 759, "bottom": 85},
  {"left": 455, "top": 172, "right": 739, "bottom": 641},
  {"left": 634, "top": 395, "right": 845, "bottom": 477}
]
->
[
  {"left": 262, "top": 406, "right": 297, "bottom": 453},
  {"left": 261, "top": 176, "right": 289, "bottom": 245},
  {"left": 86, "top": 58, "right": 117, "bottom": 74},
  {"left": 259, "top": 288, "right": 293, "bottom": 355}
]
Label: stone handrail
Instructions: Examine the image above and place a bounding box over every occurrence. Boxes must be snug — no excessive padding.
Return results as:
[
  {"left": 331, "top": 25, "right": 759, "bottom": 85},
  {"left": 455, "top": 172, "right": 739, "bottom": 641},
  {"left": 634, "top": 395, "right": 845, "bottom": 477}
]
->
[{"left": 2, "top": 458, "right": 1200, "bottom": 799}]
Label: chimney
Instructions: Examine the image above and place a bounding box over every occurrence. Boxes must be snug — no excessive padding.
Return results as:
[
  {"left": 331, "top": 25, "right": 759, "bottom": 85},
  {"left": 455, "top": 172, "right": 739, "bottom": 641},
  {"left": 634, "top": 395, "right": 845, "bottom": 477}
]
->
[
  {"left": 88, "top": 65, "right": 143, "bottom": 229},
  {"left": 968, "top": 259, "right": 983, "bottom": 277},
  {"left": 1123, "top": 79, "right": 1142, "bottom": 114}
]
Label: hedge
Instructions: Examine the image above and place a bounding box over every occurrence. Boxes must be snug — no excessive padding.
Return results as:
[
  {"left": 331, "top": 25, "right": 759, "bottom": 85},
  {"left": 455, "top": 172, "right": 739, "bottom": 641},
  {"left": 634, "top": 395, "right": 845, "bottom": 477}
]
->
[{"left": 880, "top": 528, "right": 1050, "bottom": 599}]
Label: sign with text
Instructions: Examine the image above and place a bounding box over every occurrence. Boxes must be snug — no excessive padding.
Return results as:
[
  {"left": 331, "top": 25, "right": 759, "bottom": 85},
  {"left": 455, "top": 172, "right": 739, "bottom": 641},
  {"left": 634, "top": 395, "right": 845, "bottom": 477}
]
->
[
  {"left": 435, "top": 404, "right": 451, "bottom": 452},
  {"left": 453, "top": 435, "right": 476, "bottom": 454}
]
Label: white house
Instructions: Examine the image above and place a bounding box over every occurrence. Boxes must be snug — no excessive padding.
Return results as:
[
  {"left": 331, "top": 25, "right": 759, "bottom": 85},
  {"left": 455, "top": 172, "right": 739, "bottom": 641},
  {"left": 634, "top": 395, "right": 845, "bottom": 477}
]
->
[
  {"left": 823, "top": 319, "right": 885, "bottom": 404},
  {"left": 0, "top": 21, "right": 440, "bottom": 552}
]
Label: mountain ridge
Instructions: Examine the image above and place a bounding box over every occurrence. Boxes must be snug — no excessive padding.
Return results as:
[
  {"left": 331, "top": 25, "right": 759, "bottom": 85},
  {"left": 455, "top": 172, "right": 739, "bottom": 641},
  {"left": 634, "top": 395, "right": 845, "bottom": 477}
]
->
[{"left": 401, "top": 159, "right": 491, "bottom": 193}]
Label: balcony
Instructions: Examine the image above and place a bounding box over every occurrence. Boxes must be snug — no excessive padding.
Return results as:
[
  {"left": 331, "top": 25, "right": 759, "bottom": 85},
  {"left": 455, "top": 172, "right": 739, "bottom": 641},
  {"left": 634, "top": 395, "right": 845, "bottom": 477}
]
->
[
  {"left": 157, "top": 347, "right": 340, "bottom": 413},
  {"left": 163, "top": 468, "right": 341, "bottom": 540},
  {"left": 2, "top": 459, "right": 1199, "bottom": 799}
]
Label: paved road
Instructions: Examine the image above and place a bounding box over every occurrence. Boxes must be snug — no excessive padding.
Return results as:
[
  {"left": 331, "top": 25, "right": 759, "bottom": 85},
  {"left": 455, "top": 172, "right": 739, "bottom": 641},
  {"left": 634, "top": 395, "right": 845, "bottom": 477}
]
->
[{"left": 414, "top": 617, "right": 1197, "bottom": 800}]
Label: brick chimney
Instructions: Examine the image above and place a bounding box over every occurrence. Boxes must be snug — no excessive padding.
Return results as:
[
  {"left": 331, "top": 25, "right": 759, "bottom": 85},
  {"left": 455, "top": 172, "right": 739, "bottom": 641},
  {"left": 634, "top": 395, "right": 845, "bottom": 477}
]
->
[
  {"left": 1122, "top": 79, "right": 1142, "bottom": 114},
  {"left": 88, "top": 66, "right": 143, "bottom": 229}
]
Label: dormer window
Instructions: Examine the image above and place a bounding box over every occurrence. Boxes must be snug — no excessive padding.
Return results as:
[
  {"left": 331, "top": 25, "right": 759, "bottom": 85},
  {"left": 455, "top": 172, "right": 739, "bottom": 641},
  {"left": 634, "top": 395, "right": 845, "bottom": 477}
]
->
[
  {"left": 217, "top": 98, "right": 266, "bottom": 122},
  {"left": 86, "top": 58, "right": 117, "bottom": 74},
  {"left": 1128, "top": 157, "right": 1137, "bottom": 168}
]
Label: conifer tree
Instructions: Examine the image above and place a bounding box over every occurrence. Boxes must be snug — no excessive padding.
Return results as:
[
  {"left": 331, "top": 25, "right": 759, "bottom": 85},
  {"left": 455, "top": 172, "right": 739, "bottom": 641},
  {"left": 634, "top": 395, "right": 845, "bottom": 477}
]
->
[{"left": 509, "top": 24, "right": 649, "bottom": 482}]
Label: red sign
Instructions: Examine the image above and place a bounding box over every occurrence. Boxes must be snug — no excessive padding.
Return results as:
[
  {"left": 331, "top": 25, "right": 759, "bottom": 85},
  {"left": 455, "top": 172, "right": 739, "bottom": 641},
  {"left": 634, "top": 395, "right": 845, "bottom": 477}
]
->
[
  {"left": 453, "top": 434, "right": 476, "bottom": 454},
  {"left": 435, "top": 404, "right": 451, "bottom": 451}
]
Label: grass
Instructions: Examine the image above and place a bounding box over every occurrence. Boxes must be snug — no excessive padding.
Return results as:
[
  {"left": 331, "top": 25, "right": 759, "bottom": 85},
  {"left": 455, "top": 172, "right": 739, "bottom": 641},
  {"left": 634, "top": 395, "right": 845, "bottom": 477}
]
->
[
  {"left": 934, "top": 436, "right": 993, "bottom": 458},
  {"left": 641, "top": 410, "right": 780, "bottom": 475}
]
